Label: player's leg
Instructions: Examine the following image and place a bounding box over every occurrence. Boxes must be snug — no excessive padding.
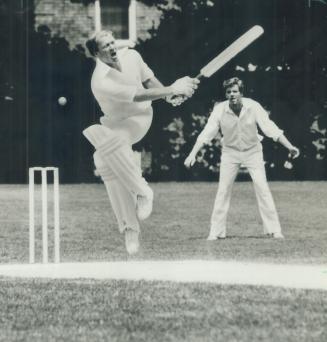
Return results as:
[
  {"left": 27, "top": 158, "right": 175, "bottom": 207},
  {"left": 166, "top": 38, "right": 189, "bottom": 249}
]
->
[
  {"left": 83, "top": 124, "right": 153, "bottom": 220},
  {"left": 245, "top": 150, "right": 283, "bottom": 238},
  {"left": 208, "top": 152, "right": 240, "bottom": 240},
  {"left": 94, "top": 152, "right": 140, "bottom": 254}
]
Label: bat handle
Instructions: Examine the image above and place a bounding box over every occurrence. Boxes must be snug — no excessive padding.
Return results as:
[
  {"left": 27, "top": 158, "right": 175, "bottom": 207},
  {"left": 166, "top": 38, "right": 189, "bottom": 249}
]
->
[{"left": 168, "top": 74, "right": 203, "bottom": 105}]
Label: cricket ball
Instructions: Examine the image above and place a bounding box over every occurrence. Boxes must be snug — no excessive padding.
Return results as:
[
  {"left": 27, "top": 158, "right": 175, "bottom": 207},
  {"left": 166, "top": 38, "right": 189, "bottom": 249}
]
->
[{"left": 58, "top": 96, "right": 67, "bottom": 106}]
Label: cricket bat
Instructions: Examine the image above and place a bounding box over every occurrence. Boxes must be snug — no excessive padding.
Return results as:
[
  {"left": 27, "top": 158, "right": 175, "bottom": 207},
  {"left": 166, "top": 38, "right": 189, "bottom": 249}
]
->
[
  {"left": 195, "top": 25, "right": 264, "bottom": 79},
  {"left": 171, "top": 25, "right": 264, "bottom": 104}
]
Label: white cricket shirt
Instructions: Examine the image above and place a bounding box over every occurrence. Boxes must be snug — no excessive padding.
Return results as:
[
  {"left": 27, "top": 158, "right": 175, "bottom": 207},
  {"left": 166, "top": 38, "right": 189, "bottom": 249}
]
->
[
  {"left": 197, "top": 98, "right": 283, "bottom": 152},
  {"left": 91, "top": 48, "right": 155, "bottom": 125}
]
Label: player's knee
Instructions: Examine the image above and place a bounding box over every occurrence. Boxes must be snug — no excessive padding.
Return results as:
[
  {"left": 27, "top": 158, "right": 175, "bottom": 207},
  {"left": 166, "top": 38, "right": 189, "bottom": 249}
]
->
[
  {"left": 93, "top": 151, "right": 117, "bottom": 182},
  {"left": 252, "top": 176, "right": 268, "bottom": 188}
]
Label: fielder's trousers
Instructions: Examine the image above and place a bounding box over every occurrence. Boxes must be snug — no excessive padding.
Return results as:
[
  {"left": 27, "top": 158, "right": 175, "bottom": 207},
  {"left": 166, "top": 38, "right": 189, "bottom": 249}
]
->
[{"left": 209, "top": 145, "right": 282, "bottom": 238}]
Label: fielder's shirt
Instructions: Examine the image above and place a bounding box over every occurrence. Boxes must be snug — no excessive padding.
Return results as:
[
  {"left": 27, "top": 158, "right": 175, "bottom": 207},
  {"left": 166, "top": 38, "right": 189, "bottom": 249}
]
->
[
  {"left": 197, "top": 98, "right": 283, "bottom": 152},
  {"left": 91, "top": 48, "right": 154, "bottom": 125}
]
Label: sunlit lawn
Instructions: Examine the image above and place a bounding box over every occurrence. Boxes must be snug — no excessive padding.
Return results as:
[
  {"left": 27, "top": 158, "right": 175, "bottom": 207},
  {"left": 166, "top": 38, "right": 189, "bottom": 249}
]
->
[
  {"left": 0, "top": 182, "right": 326, "bottom": 264},
  {"left": 0, "top": 182, "right": 326, "bottom": 341}
]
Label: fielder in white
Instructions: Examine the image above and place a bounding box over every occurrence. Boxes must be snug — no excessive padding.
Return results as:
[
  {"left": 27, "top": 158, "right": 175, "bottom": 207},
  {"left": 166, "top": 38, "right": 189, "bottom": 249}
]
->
[
  {"left": 185, "top": 77, "right": 300, "bottom": 240},
  {"left": 84, "top": 30, "right": 199, "bottom": 254}
]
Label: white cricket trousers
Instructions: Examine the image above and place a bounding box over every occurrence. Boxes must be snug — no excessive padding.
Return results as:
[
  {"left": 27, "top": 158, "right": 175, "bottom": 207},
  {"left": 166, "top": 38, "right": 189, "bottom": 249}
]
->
[
  {"left": 209, "top": 145, "right": 282, "bottom": 237},
  {"left": 83, "top": 109, "right": 153, "bottom": 233},
  {"left": 93, "top": 151, "right": 141, "bottom": 233}
]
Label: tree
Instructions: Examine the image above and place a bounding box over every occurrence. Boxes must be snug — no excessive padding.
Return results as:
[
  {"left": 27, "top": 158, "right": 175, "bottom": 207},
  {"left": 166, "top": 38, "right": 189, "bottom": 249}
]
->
[
  {"left": 0, "top": 0, "right": 98, "bottom": 182},
  {"left": 136, "top": 0, "right": 327, "bottom": 180}
]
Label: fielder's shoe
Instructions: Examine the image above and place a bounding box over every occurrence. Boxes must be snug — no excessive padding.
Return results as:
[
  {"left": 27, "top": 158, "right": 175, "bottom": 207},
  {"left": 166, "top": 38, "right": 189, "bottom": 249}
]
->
[
  {"left": 124, "top": 228, "right": 140, "bottom": 255},
  {"left": 266, "top": 232, "right": 284, "bottom": 239},
  {"left": 207, "top": 234, "right": 226, "bottom": 241},
  {"left": 136, "top": 189, "right": 153, "bottom": 221},
  {"left": 272, "top": 232, "right": 284, "bottom": 239}
]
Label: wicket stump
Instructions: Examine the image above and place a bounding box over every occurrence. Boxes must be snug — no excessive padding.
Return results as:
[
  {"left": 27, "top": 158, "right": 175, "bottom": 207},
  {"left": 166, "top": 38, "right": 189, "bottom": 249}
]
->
[{"left": 29, "top": 167, "right": 60, "bottom": 264}]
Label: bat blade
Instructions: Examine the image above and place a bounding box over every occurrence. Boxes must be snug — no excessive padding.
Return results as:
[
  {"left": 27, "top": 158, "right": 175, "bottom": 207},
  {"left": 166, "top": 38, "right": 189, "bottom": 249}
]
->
[{"left": 200, "top": 25, "right": 264, "bottom": 78}]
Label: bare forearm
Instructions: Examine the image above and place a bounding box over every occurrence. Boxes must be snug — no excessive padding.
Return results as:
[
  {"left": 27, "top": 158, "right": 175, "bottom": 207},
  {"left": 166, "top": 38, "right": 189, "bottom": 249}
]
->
[
  {"left": 277, "top": 134, "right": 294, "bottom": 150},
  {"left": 133, "top": 86, "right": 174, "bottom": 102},
  {"left": 133, "top": 77, "right": 169, "bottom": 101},
  {"left": 185, "top": 139, "right": 205, "bottom": 167},
  {"left": 135, "top": 75, "right": 199, "bottom": 102},
  {"left": 143, "top": 76, "right": 164, "bottom": 89},
  {"left": 189, "top": 140, "right": 205, "bottom": 157}
]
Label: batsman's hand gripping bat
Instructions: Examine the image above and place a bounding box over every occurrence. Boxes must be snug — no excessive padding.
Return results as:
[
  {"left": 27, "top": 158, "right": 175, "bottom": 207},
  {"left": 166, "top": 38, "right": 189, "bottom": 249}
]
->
[{"left": 170, "top": 25, "right": 264, "bottom": 105}]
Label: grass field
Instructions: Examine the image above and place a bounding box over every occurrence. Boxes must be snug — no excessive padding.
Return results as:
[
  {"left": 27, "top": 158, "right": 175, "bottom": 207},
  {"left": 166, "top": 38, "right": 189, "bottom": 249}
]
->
[
  {"left": 0, "top": 182, "right": 326, "bottom": 341},
  {"left": 1, "top": 182, "right": 326, "bottom": 264}
]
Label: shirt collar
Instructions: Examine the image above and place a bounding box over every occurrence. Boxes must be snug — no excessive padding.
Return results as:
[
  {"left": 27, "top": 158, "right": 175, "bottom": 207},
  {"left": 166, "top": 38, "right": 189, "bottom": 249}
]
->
[{"left": 224, "top": 97, "right": 251, "bottom": 115}]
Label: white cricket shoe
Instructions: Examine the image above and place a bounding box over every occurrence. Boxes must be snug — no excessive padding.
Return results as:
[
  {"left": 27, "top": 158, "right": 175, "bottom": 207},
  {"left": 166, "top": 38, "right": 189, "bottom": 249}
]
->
[
  {"left": 207, "top": 234, "right": 226, "bottom": 241},
  {"left": 124, "top": 228, "right": 139, "bottom": 255},
  {"left": 136, "top": 189, "right": 153, "bottom": 221},
  {"left": 272, "top": 232, "right": 284, "bottom": 239}
]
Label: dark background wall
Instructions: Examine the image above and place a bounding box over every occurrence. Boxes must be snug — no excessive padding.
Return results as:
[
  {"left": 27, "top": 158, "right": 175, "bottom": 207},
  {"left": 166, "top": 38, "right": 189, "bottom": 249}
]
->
[{"left": 0, "top": 0, "right": 326, "bottom": 183}]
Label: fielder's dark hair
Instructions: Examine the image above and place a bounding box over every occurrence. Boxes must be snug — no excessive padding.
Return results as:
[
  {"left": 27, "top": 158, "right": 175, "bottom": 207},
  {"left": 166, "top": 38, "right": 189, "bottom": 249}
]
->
[
  {"left": 223, "top": 77, "right": 244, "bottom": 94},
  {"left": 85, "top": 30, "right": 114, "bottom": 57}
]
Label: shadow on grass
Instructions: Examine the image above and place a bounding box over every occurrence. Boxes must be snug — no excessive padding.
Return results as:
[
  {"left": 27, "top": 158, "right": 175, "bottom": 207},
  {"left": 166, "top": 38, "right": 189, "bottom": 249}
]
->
[{"left": 187, "top": 235, "right": 272, "bottom": 241}]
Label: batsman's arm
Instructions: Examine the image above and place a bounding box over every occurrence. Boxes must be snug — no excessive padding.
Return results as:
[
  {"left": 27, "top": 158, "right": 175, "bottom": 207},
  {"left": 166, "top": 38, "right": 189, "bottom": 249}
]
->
[
  {"left": 135, "top": 76, "right": 199, "bottom": 102},
  {"left": 133, "top": 85, "right": 176, "bottom": 102},
  {"left": 143, "top": 77, "right": 188, "bottom": 106},
  {"left": 143, "top": 76, "right": 164, "bottom": 89}
]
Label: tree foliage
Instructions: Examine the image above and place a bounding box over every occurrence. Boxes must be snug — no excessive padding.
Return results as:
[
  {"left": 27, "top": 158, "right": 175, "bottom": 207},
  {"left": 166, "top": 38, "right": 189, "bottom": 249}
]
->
[
  {"left": 69, "top": 0, "right": 95, "bottom": 5},
  {"left": 136, "top": 0, "right": 327, "bottom": 180},
  {"left": 0, "top": 0, "right": 327, "bottom": 182},
  {"left": 0, "top": 0, "right": 97, "bottom": 182}
]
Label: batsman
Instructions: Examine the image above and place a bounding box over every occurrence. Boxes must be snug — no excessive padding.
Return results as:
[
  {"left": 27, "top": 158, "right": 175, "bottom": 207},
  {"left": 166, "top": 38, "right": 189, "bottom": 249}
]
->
[{"left": 84, "top": 30, "right": 199, "bottom": 255}]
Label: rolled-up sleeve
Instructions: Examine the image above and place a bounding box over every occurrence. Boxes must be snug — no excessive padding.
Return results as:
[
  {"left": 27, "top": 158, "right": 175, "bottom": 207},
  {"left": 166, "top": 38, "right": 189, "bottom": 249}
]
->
[
  {"left": 254, "top": 103, "right": 283, "bottom": 141},
  {"left": 197, "top": 105, "right": 222, "bottom": 144},
  {"left": 140, "top": 60, "right": 155, "bottom": 83}
]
